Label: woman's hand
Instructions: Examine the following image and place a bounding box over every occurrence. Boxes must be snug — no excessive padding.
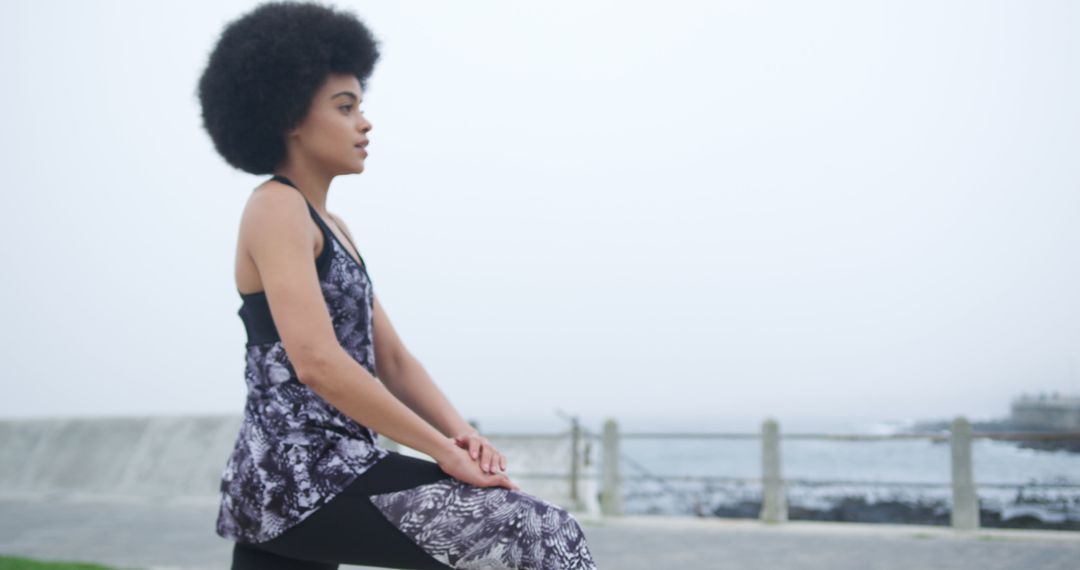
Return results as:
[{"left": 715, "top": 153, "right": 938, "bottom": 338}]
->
[
  {"left": 435, "top": 442, "right": 520, "bottom": 491},
  {"left": 451, "top": 430, "right": 508, "bottom": 475}
]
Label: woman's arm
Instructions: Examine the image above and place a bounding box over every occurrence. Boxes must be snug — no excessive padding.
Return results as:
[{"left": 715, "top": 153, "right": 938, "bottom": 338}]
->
[
  {"left": 324, "top": 212, "right": 475, "bottom": 438},
  {"left": 328, "top": 212, "right": 511, "bottom": 474},
  {"left": 243, "top": 191, "right": 458, "bottom": 463},
  {"left": 372, "top": 294, "right": 476, "bottom": 438},
  {"left": 371, "top": 293, "right": 508, "bottom": 474},
  {"left": 241, "top": 194, "right": 513, "bottom": 489}
]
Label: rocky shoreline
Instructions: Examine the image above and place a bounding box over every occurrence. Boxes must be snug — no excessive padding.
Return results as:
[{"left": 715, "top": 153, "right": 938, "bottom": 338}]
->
[
  {"left": 907, "top": 418, "right": 1080, "bottom": 454},
  {"left": 706, "top": 497, "right": 1080, "bottom": 531}
]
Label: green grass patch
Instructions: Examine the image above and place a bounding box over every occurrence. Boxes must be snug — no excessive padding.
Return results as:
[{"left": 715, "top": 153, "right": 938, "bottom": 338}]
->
[{"left": 0, "top": 555, "right": 122, "bottom": 570}]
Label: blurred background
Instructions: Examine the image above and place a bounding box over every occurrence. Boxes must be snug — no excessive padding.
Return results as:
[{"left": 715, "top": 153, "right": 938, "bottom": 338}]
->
[{"left": 1, "top": 0, "right": 1078, "bottom": 567}]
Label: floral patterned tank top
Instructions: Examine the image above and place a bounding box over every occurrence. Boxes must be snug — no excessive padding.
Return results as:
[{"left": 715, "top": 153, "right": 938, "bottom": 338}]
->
[{"left": 215, "top": 174, "right": 390, "bottom": 544}]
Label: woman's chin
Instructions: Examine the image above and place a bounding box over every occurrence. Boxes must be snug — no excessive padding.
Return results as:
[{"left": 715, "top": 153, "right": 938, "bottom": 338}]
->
[{"left": 334, "top": 161, "right": 365, "bottom": 175}]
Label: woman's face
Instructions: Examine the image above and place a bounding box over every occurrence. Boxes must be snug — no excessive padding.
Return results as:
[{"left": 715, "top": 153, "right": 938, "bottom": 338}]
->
[{"left": 286, "top": 73, "right": 372, "bottom": 175}]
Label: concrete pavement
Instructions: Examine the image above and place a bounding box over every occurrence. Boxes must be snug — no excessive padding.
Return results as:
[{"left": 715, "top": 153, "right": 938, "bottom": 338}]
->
[{"left": 1, "top": 497, "right": 1077, "bottom": 570}]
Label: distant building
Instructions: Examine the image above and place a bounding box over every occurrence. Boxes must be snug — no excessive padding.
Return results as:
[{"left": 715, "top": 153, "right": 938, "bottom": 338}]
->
[{"left": 1009, "top": 392, "right": 1080, "bottom": 430}]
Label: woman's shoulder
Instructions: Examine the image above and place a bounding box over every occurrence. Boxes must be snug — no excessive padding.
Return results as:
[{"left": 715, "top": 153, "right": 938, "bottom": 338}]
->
[
  {"left": 237, "top": 181, "right": 321, "bottom": 260},
  {"left": 242, "top": 180, "right": 311, "bottom": 226},
  {"left": 248, "top": 178, "right": 306, "bottom": 207}
]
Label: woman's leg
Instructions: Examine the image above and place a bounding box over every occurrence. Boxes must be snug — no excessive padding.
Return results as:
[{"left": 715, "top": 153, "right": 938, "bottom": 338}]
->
[
  {"left": 242, "top": 451, "right": 456, "bottom": 569},
  {"left": 240, "top": 450, "right": 598, "bottom": 569},
  {"left": 231, "top": 540, "right": 338, "bottom": 570},
  {"left": 368, "top": 469, "right": 598, "bottom": 569}
]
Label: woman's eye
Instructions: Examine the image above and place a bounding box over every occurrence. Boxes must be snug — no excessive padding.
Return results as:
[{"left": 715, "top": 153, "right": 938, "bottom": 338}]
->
[{"left": 340, "top": 105, "right": 353, "bottom": 113}]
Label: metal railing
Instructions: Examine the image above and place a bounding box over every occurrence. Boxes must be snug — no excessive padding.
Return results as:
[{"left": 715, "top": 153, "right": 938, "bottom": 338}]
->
[{"left": 482, "top": 416, "right": 1080, "bottom": 529}]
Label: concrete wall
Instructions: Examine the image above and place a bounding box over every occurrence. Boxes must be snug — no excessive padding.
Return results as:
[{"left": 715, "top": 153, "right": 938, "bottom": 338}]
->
[
  {"left": 0, "top": 415, "right": 241, "bottom": 503},
  {"left": 0, "top": 415, "right": 597, "bottom": 513}
]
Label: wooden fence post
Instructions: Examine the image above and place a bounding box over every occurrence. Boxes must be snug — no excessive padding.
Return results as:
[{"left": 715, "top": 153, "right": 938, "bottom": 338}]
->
[
  {"left": 600, "top": 418, "right": 623, "bottom": 516},
  {"left": 759, "top": 417, "right": 787, "bottom": 523},
  {"left": 950, "top": 416, "right": 980, "bottom": 529}
]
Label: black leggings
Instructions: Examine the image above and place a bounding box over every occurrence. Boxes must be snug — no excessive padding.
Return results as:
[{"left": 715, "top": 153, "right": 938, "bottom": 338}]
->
[{"left": 230, "top": 450, "right": 453, "bottom": 569}]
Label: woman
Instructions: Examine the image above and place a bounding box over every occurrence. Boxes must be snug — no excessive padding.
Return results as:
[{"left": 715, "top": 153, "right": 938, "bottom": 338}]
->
[{"left": 196, "top": 2, "right": 599, "bottom": 569}]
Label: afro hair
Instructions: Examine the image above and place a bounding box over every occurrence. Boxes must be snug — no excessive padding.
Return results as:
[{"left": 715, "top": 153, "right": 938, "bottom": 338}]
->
[{"left": 197, "top": 1, "right": 381, "bottom": 175}]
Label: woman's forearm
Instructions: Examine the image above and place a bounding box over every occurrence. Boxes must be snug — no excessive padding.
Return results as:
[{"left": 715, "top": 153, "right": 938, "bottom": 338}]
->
[
  {"left": 381, "top": 354, "right": 475, "bottom": 438},
  {"left": 303, "top": 349, "right": 459, "bottom": 460}
]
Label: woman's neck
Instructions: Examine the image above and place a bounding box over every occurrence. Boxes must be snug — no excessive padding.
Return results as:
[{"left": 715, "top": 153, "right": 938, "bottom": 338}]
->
[{"left": 272, "top": 162, "right": 334, "bottom": 214}]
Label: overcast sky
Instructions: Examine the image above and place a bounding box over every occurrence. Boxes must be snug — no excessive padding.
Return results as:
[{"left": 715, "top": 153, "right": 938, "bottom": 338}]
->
[{"left": 1, "top": 0, "right": 1076, "bottom": 432}]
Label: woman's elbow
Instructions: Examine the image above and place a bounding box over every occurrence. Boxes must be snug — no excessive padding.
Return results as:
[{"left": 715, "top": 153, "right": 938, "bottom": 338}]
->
[
  {"left": 377, "top": 348, "right": 414, "bottom": 387},
  {"left": 290, "top": 342, "right": 340, "bottom": 388}
]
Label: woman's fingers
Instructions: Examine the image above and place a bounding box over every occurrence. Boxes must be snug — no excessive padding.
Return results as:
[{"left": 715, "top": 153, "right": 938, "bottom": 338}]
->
[
  {"left": 453, "top": 434, "right": 510, "bottom": 475},
  {"left": 449, "top": 446, "right": 518, "bottom": 490},
  {"left": 486, "top": 470, "right": 518, "bottom": 491},
  {"left": 489, "top": 451, "right": 504, "bottom": 473},
  {"left": 479, "top": 441, "right": 492, "bottom": 473}
]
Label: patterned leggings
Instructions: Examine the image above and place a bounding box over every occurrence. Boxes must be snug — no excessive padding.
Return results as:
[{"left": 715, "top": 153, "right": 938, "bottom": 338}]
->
[{"left": 230, "top": 450, "right": 598, "bottom": 569}]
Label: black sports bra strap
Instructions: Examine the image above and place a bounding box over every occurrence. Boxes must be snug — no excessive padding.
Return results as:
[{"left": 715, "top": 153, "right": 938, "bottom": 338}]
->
[
  {"left": 270, "top": 174, "right": 309, "bottom": 205},
  {"left": 268, "top": 174, "right": 368, "bottom": 271},
  {"left": 328, "top": 214, "right": 367, "bottom": 269},
  {"left": 271, "top": 174, "right": 325, "bottom": 225},
  {"left": 270, "top": 174, "right": 295, "bottom": 187}
]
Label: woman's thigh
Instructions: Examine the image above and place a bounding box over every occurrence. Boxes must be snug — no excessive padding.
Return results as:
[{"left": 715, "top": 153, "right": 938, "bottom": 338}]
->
[
  {"left": 235, "top": 449, "right": 598, "bottom": 569},
  {"left": 365, "top": 460, "right": 598, "bottom": 569},
  {"left": 241, "top": 450, "right": 454, "bottom": 569}
]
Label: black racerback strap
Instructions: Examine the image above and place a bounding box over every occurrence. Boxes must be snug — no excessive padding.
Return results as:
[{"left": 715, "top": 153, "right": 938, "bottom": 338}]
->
[{"left": 269, "top": 174, "right": 368, "bottom": 272}]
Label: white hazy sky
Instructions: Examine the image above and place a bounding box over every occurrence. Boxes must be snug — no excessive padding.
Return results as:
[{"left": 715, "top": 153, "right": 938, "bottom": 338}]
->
[{"left": 1, "top": 1, "right": 1076, "bottom": 432}]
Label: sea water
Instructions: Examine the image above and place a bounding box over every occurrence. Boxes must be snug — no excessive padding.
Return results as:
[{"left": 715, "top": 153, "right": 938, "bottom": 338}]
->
[
  {"left": 610, "top": 416, "right": 1080, "bottom": 525},
  {"left": 481, "top": 414, "right": 1080, "bottom": 526}
]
